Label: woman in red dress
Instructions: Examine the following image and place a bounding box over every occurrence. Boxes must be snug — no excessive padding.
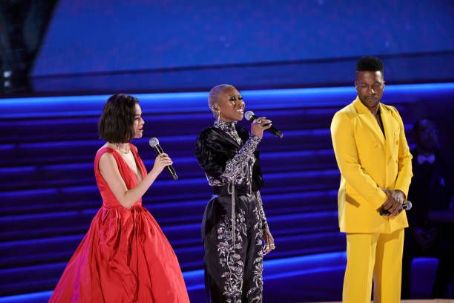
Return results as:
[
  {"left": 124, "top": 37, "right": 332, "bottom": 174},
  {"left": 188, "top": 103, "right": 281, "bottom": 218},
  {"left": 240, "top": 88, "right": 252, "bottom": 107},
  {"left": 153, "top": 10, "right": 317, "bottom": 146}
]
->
[{"left": 49, "top": 94, "right": 190, "bottom": 303}]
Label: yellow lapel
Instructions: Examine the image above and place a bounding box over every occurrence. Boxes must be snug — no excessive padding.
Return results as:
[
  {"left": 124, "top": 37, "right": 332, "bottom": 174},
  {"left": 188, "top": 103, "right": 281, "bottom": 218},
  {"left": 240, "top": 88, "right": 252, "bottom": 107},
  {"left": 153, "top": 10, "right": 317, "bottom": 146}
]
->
[
  {"left": 380, "top": 104, "right": 396, "bottom": 155},
  {"left": 353, "top": 97, "right": 385, "bottom": 145}
]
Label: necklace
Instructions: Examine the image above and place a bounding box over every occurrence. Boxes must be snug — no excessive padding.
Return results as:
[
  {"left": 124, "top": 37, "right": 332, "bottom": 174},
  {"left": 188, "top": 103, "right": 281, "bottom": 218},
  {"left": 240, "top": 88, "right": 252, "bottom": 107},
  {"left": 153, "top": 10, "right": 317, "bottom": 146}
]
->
[{"left": 115, "top": 143, "right": 131, "bottom": 154}]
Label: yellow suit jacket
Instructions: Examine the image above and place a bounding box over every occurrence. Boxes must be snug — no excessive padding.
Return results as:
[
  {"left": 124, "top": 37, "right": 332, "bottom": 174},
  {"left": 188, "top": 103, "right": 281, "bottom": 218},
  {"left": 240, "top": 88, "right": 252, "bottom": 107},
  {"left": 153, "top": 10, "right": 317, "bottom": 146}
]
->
[{"left": 330, "top": 97, "right": 412, "bottom": 233}]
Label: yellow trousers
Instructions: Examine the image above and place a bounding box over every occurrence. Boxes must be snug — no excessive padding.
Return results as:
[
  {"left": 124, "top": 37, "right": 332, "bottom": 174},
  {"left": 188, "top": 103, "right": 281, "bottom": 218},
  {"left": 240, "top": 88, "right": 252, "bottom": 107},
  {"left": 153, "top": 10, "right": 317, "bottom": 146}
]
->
[{"left": 343, "top": 229, "right": 404, "bottom": 303}]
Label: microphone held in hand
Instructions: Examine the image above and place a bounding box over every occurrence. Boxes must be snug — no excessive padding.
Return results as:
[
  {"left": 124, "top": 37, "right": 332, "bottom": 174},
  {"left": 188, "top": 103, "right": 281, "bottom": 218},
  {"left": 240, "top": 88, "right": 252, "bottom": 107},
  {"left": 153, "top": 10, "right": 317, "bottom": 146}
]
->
[
  {"left": 245, "top": 111, "right": 283, "bottom": 139},
  {"left": 148, "top": 137, "right": 178, "bottom": 180},
  {"left": 379, "top": 200, "right": 412, "bottom": 216}
]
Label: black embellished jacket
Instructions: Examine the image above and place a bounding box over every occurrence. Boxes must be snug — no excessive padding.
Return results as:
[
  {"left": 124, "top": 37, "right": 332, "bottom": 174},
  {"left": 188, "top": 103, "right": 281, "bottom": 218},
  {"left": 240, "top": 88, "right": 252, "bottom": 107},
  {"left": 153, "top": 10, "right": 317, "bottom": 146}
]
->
[{"left": 195, "top": 121, "right": 268, "bottom": 229}]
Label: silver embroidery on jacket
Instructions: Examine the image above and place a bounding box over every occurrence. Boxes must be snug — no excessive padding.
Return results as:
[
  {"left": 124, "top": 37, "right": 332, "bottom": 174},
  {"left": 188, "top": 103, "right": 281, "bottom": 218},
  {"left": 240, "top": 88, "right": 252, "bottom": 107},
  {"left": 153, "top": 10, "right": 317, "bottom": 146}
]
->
[
  {"left": 255, "top": 191, "right": 268, "bottom": 229},
  {"left": 206, "top": 121, "right": 261, "bottom": 187}
]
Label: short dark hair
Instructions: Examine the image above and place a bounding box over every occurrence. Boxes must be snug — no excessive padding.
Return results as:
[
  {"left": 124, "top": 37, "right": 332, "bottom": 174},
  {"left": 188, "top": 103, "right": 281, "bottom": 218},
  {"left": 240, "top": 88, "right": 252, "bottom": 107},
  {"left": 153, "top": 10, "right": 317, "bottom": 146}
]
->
[
  {"left": 413, "top": 119, "right": 436, "bottom": 135},
  {"left": 356, "top": 56, "right": 384, "bottom": 73},
  {"left": 98, "top": 94, "right": 138, "bottom": 143}
]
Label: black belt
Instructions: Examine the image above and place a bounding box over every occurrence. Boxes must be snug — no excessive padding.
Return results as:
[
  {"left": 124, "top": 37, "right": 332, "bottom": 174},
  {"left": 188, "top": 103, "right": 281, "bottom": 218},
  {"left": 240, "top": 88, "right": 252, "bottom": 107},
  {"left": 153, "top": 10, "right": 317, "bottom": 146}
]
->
[{"left": 212, "top": 183, "right": 255, "bottom": 246}]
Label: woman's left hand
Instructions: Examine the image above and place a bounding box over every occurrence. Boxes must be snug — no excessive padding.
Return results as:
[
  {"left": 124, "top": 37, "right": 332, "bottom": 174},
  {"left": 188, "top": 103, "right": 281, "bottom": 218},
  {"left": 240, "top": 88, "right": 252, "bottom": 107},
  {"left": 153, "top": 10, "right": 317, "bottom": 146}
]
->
[{"left": 263, "top": 227, "right": 275, "bottom": 256}]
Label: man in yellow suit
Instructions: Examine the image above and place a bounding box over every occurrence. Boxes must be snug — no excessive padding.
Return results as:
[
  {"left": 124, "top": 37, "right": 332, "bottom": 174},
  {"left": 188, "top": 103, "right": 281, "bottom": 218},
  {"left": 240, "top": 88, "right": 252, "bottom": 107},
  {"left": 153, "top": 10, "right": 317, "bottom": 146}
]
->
[{"left": 330, "top": 56, "right": 413, "bottom": 303}]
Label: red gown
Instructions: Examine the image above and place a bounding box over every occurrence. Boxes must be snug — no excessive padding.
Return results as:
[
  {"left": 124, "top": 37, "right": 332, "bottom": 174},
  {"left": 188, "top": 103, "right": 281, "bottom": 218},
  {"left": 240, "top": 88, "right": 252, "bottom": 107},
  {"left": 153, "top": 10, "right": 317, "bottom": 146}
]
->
[{"left": 49, "top": 145, "right": 190, "bottom": 303}]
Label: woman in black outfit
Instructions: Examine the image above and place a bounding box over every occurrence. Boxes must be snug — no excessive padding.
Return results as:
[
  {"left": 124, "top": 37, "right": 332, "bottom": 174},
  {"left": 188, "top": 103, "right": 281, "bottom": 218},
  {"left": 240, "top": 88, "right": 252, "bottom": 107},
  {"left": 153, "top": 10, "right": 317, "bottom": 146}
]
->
[{"left": 195, "top": 84, "right": 275, "bottom": 303}]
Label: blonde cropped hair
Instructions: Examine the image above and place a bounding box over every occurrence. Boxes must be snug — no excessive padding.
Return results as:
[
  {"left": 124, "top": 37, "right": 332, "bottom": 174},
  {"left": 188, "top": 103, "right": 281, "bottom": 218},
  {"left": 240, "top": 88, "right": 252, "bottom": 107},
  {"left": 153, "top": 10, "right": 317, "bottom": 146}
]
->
[{"left": 208, "top": 84, "right": 234, "bottom": 118}]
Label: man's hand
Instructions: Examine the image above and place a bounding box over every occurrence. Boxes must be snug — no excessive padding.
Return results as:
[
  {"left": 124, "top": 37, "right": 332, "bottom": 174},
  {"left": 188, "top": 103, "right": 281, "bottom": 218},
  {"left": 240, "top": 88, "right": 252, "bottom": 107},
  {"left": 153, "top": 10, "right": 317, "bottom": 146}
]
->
[
  {"left": 381, "top": 189, "right": 403, "bottom": 217},
  {"left": 391, "top": 190, "right": 405, "bottom": 204}
]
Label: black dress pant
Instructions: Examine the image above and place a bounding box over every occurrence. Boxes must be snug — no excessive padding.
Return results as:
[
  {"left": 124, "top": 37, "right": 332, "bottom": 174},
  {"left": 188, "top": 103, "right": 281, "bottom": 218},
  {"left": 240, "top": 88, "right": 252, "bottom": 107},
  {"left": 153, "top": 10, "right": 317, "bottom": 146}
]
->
[{"left": 202, "top": 193, "right": 264, "bottom": 303}]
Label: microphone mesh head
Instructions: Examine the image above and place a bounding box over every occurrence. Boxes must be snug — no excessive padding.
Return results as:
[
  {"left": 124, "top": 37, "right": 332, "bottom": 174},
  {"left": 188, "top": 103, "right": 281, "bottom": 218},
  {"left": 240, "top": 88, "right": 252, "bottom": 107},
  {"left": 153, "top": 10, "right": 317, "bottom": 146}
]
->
[
  {"left": 405, "top": 201, "right": 413, "bottom": 210},
  {"left": 245, "top": 111, "right": 255, "bottom": 121},
  {"left": 149, "top": 137, "right": 160, "bottom": 147}
]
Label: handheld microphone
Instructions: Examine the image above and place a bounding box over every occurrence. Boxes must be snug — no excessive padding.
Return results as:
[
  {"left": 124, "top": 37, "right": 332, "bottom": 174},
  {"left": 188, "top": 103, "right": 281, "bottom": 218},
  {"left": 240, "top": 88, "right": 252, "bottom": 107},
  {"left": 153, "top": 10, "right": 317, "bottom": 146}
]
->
[
  {"left": 148, "top": 137, "right": 178, "bottom": 180},
  {"left": 245, "top": 111, "right": 283, "bottom": 139},
  {"left": 379, "top": 200, "right": 412, "bottom": 216}
]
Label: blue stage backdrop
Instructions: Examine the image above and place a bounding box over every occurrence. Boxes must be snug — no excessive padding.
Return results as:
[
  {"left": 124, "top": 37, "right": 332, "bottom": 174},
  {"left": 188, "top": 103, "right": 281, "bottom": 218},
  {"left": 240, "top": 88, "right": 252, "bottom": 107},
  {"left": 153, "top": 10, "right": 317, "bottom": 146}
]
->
[{"left": 33, "top": 0, "right": 454, "bottom": 77}]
